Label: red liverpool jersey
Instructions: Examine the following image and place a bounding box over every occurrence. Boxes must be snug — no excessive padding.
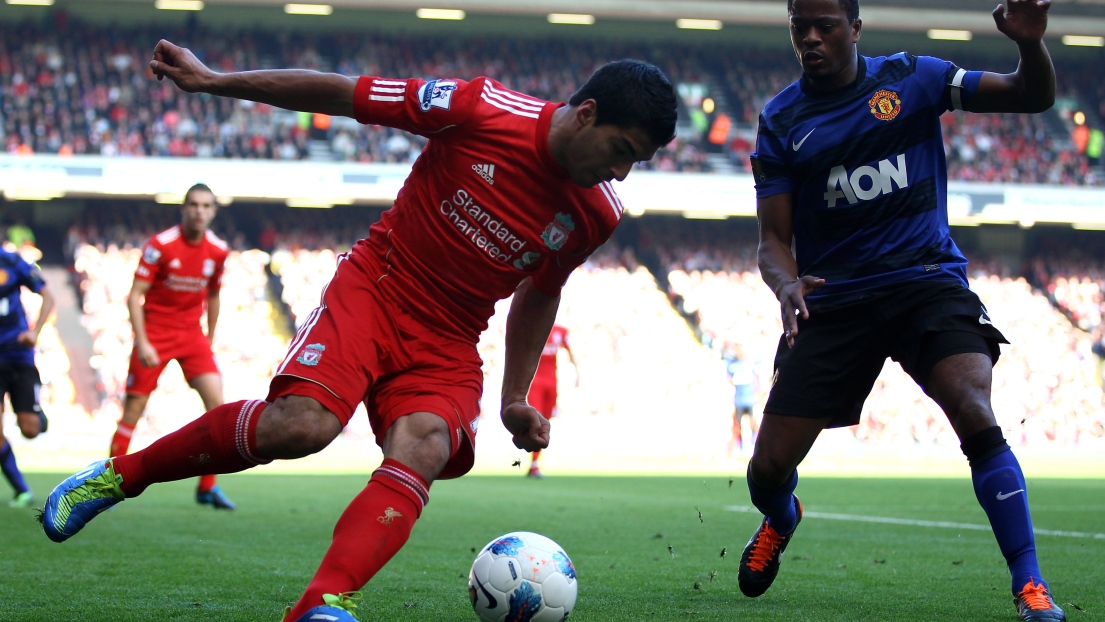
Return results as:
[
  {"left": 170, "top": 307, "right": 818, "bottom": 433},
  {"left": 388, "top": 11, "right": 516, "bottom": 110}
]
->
[
  {"left": 134, "top": 225, "right": 228, "bottom": 330},
  {"left": 534, "top": 324, "right": 570, "bottom": 385},
  {"left": 352, "top": 75, "right": 626, "bottom": 343}
]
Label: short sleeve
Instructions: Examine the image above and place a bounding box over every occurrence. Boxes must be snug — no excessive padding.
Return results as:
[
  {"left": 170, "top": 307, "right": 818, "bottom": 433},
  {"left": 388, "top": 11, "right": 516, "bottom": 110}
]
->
[
  {"left": 915, "top": 55, "right": 983, "bottom": 112},
  {"left": 352, "top": 76, "right": 480, "bottom": 137},
  {"left": 209, "top": 253, "right": 226, "bottom": 293},
  {"left": 135, "top": 240, "right": 162, "bottom": 283},
  {"left": 750, "top": 113, "right": 794, "bottom": 199},
  {"left": 16, "top": 256, "right": 45, "bottom": 294}
]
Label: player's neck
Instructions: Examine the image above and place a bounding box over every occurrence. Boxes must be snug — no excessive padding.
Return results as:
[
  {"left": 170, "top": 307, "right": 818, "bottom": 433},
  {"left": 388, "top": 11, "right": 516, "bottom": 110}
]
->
[
  {"left": 181, "top": 225, "right": 205, "bottom": 244},
  {"left": 546, "top": 106, "right": 574, "bottom": 171}
]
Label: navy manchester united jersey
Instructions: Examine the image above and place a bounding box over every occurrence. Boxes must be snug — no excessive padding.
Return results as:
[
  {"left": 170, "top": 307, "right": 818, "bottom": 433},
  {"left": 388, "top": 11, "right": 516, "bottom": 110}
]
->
[
  {"left": 0, "top": 249, "right": 47, "bottom": 365},
  {"left": 751, "top": 53, "right": 983, "bottom": 308}
]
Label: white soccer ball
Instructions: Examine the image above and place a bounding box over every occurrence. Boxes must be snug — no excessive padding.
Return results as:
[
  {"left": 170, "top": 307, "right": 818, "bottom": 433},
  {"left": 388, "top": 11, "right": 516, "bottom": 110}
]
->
[{"left": 468, "top": 531, "right": 578, "bottom": 622}]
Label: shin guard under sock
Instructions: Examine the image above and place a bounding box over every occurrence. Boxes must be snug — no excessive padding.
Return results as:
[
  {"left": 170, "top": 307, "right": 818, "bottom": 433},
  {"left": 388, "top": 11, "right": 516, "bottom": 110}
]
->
[
  {"left": 285, "top": 459, "right": 430, "bottom": 620},
  {"left": 112, "top": 400, "right": 271, "bottom": 498},
  {"left": 747, "top": 464, "right": 799, "bottom": 534}
]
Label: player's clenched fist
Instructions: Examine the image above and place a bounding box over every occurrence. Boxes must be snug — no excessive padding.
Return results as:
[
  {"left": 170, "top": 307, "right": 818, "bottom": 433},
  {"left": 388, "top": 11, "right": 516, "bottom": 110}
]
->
[{"left": 500, "top": 401, "right": 550, "bottom": 452}]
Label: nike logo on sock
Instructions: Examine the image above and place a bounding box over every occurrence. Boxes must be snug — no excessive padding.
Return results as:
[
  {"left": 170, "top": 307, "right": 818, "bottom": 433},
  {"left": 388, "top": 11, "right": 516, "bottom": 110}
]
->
[{"left": 996, "top": 489, "right": 1025, "bottom": 501}]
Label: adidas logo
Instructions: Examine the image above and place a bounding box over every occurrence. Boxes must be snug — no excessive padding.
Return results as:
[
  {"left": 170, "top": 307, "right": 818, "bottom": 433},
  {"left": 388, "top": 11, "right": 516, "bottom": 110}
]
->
[
  {"left": 472, "top": 163, "right": 495, "bottom": 185},
  {"left": 169, "top": 258, "right": 182, "bottom": 269}
]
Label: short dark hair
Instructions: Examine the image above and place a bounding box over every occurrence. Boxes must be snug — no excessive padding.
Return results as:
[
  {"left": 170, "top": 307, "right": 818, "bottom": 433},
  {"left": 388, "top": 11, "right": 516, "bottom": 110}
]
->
[
  {"left": 788, "top": 0, "right": 859, "bottom": 22},
  {"left": 184, "top": 182, "right": 214, "bottom": 204},
  {"left": 568, "top": 59, "right": 678, "bottom": 147}
]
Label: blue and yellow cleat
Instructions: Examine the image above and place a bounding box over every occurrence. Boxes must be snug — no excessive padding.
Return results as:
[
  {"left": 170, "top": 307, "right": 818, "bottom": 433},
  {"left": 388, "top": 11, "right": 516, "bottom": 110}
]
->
[
  {"left": 40, "top": 460, "right": 124, "bottom": 542},
  {"left": 284, "top": 592, "right": 361, "bottom": 622},
  {"left": 196, "top": 485, "right": 237, "bottom": 510}
]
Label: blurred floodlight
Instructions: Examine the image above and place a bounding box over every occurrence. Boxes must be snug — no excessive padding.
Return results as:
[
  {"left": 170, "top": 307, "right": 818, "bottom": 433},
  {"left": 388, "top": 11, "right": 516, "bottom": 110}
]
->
[
  {"left": 548, "top": 13, "right": 595, "bottom": 25},
  {"left": 676, "top": 19, "right": 722, "bottom": 30},
  {"left": 155, "top": 0, "right": 203, "bottom": 10},
  {"left": 1062, "top": 35, "right": 1105, "bottom": 47},
  {"left": 416, "top": 8, "right": 465, "bottom": 20},
  {"left": 927, "top": 29, "right": 972, "bottom": 41},
  {"left": 284, "top": 3, "right": 333, "bottom": 15}
]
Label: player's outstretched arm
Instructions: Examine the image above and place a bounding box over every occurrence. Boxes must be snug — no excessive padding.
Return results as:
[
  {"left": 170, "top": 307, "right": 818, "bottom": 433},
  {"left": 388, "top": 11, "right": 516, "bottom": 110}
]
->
[
  {"left": 500, "top": 278, "right": 559, "bottom": 451},
  {"left": 968, "top": 0, "right": 1055, "bottom": 114},
  {"left": 757, "top": 193, "right": 823, "bottom": 348},
  {"left": 149, "top": 39, "right": 357, "bottom": 117}
]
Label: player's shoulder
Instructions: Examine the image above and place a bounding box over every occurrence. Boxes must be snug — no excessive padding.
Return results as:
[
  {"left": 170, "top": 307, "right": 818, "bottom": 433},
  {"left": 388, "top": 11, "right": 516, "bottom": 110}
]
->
[
  {"left": 582, "top": 180, "right": 626, "bottom": 230},
  {"left": 203, "top": 230, "right": 229, "bottom": 254},
  {"left": 869, "top": 52, "right": 949, "bottom": 82},
  {"left": 762, "top": 80, "right": 804, "bottom": 121},
  {"left": 152, "top": 225, "right": 181, "bottom": 248},
  {"left": 473, "top": 77, "right": 549, "bottom": 123}
]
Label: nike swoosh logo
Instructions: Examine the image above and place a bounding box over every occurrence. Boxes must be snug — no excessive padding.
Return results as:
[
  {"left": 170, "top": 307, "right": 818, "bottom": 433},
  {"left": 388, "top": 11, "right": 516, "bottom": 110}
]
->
[
  {"left": 979, "top": 314, "right": 993, "bottom": 325},
  {"left": 996, "top": 489, "right": 1025, "bottom": 501},
  {"left": 792, "top": 128, "right": 816, "bottom": 151}
]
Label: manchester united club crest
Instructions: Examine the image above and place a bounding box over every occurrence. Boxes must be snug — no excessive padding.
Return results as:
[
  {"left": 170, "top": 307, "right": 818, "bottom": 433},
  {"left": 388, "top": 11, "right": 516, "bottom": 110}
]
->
[
  {"left": 541, "top": 213, "right": 575, "bottom": 251},
  {"left": 296, "top": 343, "right": 326, "bottom": 366},
  {"left": 868, "top": 89, "right": 902, "bottom": 121}
]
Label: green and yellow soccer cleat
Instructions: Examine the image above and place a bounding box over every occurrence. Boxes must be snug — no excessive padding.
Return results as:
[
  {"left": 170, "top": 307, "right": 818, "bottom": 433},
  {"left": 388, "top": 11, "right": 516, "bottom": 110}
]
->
[{"left": 8, "top": 491, "right": 34, "bottom": 508}]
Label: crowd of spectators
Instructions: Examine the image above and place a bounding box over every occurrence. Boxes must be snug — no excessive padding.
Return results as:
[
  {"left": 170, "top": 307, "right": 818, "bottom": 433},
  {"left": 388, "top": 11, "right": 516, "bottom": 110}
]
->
[
  {"left": 657, "top": 233, "right": 1105, "bottom": 451},
  {"left": 0, "top": 15, "right": 713, "bottom": 171},
  {"left": 4, "top": 14, "right": 1103, "bottom": 183}
]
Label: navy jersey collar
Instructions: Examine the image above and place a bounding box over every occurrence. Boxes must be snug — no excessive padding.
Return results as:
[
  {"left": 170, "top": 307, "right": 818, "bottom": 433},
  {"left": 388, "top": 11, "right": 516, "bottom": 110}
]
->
[{"left": 800, "top": 55, "right": 867, "bottom": 100}]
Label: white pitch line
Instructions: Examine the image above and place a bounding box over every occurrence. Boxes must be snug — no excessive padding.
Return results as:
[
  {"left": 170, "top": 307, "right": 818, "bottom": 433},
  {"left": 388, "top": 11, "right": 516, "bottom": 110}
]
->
[{"left": 723, "top": 506, "right": 1105, "bottom": 540}]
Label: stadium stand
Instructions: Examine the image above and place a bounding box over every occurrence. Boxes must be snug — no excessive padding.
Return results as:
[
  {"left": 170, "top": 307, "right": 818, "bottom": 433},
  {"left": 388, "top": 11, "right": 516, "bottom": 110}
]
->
[{"left": 2, "top": 15, "right": 1101, "bottom": 183}]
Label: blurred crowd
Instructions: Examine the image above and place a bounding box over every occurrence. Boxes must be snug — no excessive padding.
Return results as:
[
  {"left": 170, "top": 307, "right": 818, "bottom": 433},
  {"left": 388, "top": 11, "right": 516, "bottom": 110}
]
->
[
  {"left": 2, "top": 14, "right": 1102, "bottom": 183},
  {"left": 0, "top": 209, "right": 1097, "bottom": 461}
]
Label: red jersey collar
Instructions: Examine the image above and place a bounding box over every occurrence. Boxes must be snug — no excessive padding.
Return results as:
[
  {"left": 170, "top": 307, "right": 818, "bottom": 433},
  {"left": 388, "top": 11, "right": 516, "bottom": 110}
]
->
[{"left": 536, "top": 102, "right": 571, "bottom": 180}]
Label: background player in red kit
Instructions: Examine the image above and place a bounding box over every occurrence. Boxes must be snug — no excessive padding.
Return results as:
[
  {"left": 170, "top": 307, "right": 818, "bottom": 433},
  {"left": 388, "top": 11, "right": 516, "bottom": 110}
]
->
[
  {"left": 526, "top": 322, "right": 577, "bottom": 478},
  {"left": 109, "top": 183, "right": 236, "bottom": 510},
  {"left": 42, "top": 39, "right": 677, "bottom": 621}
]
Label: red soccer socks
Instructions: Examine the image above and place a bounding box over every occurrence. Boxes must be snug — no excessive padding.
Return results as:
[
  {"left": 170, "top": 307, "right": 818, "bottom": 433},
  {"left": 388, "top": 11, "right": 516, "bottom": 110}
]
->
[
  {"left": 112, "top": 400, "right": 270, "bottom": 498},
  {"left": 285, "top": 459, "right": 430, "bottom": 620}
]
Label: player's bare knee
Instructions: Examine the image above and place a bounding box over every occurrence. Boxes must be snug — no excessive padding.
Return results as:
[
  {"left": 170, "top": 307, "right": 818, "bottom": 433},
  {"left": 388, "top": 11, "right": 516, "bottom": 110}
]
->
[
  {"left": 383, "top": 412, "right": 452, "bottom": 480},
  {"left": 749, "top": 453, "right": 795, "bottom": 489},
  {"left": 17, "top": 418, "right": 40, "bottom": 439},
  {"left": 257, "top": 396, "right": 342, "bottom": 459}
]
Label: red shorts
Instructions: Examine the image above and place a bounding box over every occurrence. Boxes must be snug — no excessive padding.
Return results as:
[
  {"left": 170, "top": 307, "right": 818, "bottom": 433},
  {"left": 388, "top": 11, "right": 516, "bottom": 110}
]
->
[
  {"left": 126, "top": 326, "right": 219, "bottom": 396},
  {"left": 527, "top": 379, "right": 558, "bottom": 419},
  {"left": 268, "top": 252, "right": 484, "bottom": 479}
]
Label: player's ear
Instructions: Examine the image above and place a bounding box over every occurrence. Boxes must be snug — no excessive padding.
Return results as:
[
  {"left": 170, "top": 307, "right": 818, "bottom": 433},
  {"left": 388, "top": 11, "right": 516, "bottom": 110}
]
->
[
  {"left": 852, "top": 17, "right": 862, "bottom": 42},
  {"left": 574, "top": 99, "right": 598, "bottom": 129}
]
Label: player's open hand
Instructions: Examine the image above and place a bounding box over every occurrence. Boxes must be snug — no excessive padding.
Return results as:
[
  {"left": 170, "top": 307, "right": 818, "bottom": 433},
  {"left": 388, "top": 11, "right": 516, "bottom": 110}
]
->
[
  {"left": 777, "top": 275, "right": 825, "bottom": 347},
  {"left": 993, "top": 0, "right": 1050, "bottom": 43},
  {"left": 136, "top": 340, "right": 161, "bottom": 368},
  {"left": 501, "top": 400, "right": 551, "bottom": 452},
  {"left": 149, "top": 39, "right": 217, "bottom": 93}
]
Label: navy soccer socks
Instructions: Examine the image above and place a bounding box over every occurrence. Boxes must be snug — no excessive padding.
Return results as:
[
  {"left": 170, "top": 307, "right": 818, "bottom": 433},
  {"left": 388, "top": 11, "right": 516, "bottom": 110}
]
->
[
  {"left": 0, "top": 440, "right": 30, "bottom": 496},
  {"left": 963, "top": 426, "right": 1044, "bottom": 593},
  {"left": 747, "top": 465, "right": 799, "bottom": 535}
]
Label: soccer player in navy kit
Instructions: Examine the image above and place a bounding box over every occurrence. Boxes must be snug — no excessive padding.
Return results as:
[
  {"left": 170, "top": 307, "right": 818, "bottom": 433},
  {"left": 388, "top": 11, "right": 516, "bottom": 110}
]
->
[
  {"left": 743, "top": 0, "right": 1064, "bottom": 620},
  {"left": 0, "top": 246, "right": 55, "bottom": 508}
]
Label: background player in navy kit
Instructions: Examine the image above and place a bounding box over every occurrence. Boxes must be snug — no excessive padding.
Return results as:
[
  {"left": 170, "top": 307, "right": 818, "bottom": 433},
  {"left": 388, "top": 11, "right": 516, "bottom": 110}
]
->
[
  {"left": 743, "top": 1, "right": 1064, "bottom": 620},
  {"left": 0, "top": 246, "right": 55, "bottom": 508}
]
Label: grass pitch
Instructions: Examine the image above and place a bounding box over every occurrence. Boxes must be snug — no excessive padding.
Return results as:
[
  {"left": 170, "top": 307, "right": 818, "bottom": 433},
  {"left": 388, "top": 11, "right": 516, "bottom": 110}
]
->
[{"left": 1, "top": 473, "right": 1101, "bottom": 621}]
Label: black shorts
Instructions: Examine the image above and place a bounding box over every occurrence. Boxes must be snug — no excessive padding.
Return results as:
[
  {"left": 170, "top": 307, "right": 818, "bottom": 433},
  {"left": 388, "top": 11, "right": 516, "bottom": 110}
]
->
[
  {"left": 0, "top": 363, "right": 43, "bottom": 415},
  {"left": 764, "top": 280, "right": 1008, "bottom": 428}
]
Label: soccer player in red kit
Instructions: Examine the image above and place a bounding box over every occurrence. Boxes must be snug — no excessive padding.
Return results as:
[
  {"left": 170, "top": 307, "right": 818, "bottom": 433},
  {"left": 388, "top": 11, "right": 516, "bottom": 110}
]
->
[
  {"left": 42, "top": 40, "right": 677, "bottom": 621},
  {"left": 109, "top": 183, "right": 236, "bottom": 510},
  {"left": 526, "top": 323, "right": 577, "bottom": 478}
]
